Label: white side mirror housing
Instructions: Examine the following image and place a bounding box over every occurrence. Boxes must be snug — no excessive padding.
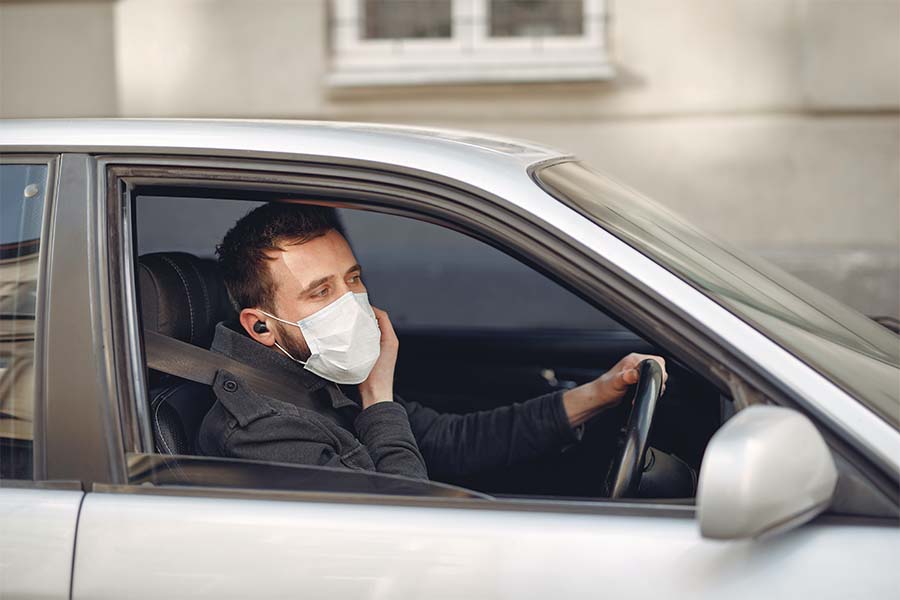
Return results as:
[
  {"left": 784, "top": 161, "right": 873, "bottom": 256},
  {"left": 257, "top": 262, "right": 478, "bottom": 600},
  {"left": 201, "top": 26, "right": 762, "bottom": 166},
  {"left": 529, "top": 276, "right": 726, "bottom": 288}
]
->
[{"left": 697, "top": 405, "right": 838, "bottom": 540}]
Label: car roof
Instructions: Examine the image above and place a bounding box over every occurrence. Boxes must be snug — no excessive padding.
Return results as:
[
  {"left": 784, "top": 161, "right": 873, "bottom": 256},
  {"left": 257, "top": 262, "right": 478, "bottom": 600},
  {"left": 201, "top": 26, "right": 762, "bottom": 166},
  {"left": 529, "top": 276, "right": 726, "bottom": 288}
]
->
[{"left": 0, "top": 119, "right": 570, "bottom": 180}]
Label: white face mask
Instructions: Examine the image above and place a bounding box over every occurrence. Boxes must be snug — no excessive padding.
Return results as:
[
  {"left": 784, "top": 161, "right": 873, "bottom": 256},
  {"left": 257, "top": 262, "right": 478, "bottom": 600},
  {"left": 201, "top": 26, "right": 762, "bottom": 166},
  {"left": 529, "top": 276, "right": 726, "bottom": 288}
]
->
[{"left": 260, "top": 292, "right": 381, "bottom": 385}]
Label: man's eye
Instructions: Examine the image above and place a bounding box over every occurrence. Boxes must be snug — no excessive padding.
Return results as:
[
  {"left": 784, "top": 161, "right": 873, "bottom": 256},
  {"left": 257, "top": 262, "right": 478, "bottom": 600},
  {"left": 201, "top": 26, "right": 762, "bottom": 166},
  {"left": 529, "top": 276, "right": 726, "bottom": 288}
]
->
[
  {"left": 313, "top": 288, "right": 329, "bottom": 298},
  {"left": 349, "top": 275, "right": 361, "bottom": 284}
]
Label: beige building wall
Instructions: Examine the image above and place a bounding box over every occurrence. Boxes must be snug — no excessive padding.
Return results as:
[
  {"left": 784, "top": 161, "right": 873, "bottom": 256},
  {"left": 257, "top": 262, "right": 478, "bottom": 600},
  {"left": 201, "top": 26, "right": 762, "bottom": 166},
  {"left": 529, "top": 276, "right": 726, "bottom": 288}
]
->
[
  {"left": 2, "top": 0, "right": 899, "bottom": 317},
  {"left": 0, "top": 0, "right": 118, "bottom": 117}
]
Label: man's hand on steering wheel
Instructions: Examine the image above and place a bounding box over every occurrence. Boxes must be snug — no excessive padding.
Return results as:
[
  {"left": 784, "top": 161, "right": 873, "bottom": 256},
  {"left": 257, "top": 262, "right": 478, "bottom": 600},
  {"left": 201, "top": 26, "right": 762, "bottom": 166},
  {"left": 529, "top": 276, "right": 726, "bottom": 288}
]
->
[{"left": 562, "top": 353, "right": 668, "bottom": 428}]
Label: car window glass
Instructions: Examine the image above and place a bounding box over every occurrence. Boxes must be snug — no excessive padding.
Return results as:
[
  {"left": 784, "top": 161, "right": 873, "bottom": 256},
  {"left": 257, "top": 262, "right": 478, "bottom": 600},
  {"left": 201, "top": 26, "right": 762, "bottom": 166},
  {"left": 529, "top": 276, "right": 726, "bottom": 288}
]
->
[
  {"left": 337, "top": 208, "right": 624, "bottom": 331},
  {"left": 137, "top": 195, "right": 263, "bottom": 257},
  {"left": 0, "top": 163, "right": 48, "bottom": 480}
]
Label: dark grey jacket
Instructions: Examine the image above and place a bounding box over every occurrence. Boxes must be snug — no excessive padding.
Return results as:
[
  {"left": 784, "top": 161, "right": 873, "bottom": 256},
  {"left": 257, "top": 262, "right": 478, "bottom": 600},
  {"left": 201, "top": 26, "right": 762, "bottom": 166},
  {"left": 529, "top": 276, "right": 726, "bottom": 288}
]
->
[{"left": 197, "top": 322, "right": 577, "bottom": 481}]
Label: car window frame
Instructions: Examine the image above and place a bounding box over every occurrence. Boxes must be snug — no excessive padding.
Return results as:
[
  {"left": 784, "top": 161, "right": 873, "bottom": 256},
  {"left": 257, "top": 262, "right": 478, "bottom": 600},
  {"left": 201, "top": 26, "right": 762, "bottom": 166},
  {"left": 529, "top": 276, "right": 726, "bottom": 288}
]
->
[
  {"left": 0, "top": 154, "right": 58, "bottom": 485},
  {"left": 97, "top": 154, "right": 895, "bottom": 517}
]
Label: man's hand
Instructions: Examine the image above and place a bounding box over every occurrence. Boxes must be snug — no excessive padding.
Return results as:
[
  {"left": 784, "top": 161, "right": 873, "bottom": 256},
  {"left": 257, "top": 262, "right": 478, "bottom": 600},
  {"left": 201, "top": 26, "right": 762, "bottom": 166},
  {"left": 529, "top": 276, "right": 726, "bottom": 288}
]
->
[
  {"left": 562, "top": 353, "right": 668, "bottom": 428},
  {"left": 358, "top": 307, "right": 398, "bottom": 410}
]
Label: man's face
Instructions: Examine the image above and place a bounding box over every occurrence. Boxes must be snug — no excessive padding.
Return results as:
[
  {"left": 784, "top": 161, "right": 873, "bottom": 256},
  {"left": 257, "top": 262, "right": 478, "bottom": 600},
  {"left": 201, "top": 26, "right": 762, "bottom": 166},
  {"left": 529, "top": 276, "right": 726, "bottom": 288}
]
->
[{"left": 262, "top": 229, "right": 366, "bottom": 360}]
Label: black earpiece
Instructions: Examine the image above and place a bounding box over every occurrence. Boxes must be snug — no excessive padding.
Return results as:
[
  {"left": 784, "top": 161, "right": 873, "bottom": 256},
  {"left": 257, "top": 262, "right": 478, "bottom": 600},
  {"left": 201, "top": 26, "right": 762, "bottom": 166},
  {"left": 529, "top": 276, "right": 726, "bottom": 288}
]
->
[{"left": 253, "top": 321, "right": 268, "bottom": 334}]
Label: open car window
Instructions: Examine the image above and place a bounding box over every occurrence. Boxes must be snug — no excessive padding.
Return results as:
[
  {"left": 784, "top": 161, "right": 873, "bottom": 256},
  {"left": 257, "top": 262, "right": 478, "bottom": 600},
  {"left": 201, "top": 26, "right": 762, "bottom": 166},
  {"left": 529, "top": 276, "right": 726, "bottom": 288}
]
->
[{"left": 128, "top": 182, "right": 726, "bottom": 505}]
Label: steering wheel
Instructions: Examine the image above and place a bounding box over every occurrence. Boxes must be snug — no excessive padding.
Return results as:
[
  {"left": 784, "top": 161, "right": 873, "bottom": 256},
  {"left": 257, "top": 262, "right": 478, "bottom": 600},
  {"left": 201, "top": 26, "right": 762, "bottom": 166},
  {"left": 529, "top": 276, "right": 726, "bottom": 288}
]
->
[{"left": 606, "top": 359, "right": 664, "bottom": 499}]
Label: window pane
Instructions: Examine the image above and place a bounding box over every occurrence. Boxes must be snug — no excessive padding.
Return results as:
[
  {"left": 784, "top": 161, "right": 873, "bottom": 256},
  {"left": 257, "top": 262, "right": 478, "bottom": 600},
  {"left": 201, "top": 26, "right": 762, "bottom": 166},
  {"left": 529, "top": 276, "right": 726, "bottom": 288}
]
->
[
  {"left": 0, "top": 163, "right": 48, "bottom": 480},
  {"left": 363, "top": 0, "right": 452, "bottom": 39},
  {"left": 490, "top": 0, "right": 584, "bottom": 37}
]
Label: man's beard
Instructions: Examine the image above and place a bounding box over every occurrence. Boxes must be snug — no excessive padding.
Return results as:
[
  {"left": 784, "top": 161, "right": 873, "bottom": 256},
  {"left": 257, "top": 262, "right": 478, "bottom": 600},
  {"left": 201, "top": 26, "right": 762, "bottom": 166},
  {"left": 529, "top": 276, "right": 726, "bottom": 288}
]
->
[{"left": 273, "top": 321, "right": 312, "bottom": 362}]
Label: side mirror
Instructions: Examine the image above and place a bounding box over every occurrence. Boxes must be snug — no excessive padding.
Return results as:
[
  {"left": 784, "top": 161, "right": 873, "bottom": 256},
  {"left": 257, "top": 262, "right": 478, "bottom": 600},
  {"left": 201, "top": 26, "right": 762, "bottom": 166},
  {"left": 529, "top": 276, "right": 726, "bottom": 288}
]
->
[{"left": 697, "top": 405, "right": 837, "bottom": 540}]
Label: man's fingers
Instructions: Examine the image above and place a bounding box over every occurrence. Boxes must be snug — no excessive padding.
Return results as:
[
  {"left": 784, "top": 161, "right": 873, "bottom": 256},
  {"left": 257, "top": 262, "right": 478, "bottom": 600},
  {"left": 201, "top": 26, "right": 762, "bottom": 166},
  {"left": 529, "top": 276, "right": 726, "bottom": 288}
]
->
[
  {"left": 621, "top": 368, "right": 639, "bottom": 386},
  {"left": 627, "top": 354, "right": 668, "bottom": 383},
  {"left": 370, "top": 306, "right": 398, "bottom": 346},
  {"left": 371, "top": 306, "right": 391, "bottom": 330},
  {"left": 619, "top": 353, "right": 670, "bottom": 396}
]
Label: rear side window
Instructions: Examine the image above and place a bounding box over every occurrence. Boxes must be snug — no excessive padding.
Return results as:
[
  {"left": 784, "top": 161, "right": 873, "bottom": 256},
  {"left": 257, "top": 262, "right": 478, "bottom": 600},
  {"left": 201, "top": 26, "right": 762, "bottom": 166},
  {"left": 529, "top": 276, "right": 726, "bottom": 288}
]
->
[{"left": 0, "top": 162, "right": 49, "bottom": 480}]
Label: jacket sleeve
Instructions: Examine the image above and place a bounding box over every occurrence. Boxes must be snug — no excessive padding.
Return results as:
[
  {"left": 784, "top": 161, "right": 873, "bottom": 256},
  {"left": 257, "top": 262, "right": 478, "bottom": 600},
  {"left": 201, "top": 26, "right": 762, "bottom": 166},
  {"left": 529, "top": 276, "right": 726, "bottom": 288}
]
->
[
  {"left": 354, "top": 401, "right": 428, "bottom": 480},
  {"left": 400, "top": 391, "right": 577, "bottom": 482}
]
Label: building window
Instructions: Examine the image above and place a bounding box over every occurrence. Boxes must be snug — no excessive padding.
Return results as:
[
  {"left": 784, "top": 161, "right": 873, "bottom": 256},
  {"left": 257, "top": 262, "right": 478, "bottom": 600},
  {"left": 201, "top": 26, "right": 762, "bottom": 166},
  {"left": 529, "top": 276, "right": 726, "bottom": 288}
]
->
[
  {"left": 489, "top": 0, "right": 584, "bottom": 37},
  {"left": 329, "top": 0, "right": 613, "bottom": 87},
  {"left": 363, "top": 0, "right": 453, "bottom": 39}
]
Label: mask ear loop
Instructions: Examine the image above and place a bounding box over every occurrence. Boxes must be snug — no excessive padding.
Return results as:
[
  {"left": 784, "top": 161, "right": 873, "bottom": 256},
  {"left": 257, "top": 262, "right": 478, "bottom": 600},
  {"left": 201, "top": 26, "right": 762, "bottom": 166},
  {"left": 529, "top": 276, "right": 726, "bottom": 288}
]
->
[
  {"left": 272, "top": 341, "right": 307, "bottom": 366},
  {"left": 258, "top": 309, "right": 308, "bottom": 366}
]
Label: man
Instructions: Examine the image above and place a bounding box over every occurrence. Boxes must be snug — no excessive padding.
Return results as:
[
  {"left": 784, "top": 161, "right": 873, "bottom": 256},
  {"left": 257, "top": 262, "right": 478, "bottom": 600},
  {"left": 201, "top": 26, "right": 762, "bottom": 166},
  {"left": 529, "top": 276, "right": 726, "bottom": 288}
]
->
[{"left": 198, "top": 203, "right": 667, "bottom": 483}]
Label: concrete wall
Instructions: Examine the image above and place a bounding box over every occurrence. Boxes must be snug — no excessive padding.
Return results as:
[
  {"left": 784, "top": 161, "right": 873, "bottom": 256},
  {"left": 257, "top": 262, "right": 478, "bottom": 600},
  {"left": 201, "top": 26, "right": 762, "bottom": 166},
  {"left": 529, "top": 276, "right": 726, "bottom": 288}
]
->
[
  {"left": 2, "top": 0, "right": 898, "bottom": 317},
  {"left": 0, "top": 0, "right": 117, "bottom": 117},
  {"left": 113, "top": 0, "right": 325, "bottom": 117}
]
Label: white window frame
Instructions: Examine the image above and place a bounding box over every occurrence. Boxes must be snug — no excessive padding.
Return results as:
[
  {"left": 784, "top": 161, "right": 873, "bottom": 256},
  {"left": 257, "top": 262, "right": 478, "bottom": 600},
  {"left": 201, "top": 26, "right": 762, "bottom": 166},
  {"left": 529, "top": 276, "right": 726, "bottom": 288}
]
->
[{"left": 328, "top": 0, "right": 614, "bottom": 87}]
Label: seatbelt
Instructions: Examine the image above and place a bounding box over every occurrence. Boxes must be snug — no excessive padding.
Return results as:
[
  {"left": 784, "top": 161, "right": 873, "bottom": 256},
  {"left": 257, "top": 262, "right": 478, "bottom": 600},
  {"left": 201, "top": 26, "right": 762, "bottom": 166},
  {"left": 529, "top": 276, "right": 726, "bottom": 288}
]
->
[{"left": 143, "top": 329, "right": 352, "bottom": 422}]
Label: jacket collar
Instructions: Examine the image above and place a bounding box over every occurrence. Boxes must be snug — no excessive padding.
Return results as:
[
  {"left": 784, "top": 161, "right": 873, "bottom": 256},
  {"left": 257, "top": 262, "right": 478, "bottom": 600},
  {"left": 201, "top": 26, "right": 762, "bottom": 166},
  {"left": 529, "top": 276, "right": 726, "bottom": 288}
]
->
[{"left": 210, "top": 320, "right": 358, "bottom": 410}]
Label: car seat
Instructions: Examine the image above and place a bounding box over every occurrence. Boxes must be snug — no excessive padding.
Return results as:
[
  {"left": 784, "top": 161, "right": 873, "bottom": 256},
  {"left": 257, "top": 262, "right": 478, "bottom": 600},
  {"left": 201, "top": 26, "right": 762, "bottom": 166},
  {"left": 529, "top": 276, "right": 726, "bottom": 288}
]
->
[{"left": 138, "top": 252, "right": 235, "bottom": 455}]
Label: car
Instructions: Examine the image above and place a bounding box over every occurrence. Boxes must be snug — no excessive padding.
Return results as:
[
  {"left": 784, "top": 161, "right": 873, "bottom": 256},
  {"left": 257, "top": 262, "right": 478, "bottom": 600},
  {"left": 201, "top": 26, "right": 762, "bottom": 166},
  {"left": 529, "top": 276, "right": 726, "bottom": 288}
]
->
[{"left": 0, "top": 119, "right": 897, "bottom": 600}]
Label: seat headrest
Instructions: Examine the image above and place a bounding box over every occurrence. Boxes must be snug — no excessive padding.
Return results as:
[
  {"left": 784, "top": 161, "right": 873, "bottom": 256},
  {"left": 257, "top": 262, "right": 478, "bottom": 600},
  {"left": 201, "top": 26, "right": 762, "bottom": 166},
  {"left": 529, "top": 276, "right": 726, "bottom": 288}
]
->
[{"left": 138, "top": 252, "right": 235, "bottom": 348}]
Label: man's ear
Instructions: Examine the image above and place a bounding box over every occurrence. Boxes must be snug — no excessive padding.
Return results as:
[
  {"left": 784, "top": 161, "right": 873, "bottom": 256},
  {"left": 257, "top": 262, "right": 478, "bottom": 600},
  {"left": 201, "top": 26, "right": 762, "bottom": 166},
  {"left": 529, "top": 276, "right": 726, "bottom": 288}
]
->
[{"left": 239, "top": 308, "right": 275, "bottom": 346}]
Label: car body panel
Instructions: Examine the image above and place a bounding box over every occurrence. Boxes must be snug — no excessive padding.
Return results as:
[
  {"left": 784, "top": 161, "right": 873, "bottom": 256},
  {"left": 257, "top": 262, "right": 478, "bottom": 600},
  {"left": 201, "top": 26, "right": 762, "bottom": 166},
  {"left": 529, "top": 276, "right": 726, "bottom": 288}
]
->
[
  {"left": 0, "top": 119, "right": 564, "bottom": 187},
  {"left": 0, "top": 487, "right": 83, "bottom": 599},
  {"left": 72, "top": 492, "right": 897, "bottom": 600}
]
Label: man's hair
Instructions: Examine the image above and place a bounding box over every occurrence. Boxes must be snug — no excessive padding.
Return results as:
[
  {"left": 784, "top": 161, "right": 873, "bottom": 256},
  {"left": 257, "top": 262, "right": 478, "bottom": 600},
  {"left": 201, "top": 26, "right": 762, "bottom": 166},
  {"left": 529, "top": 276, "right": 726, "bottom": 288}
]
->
[{"left": 217, "top": 202, "right": 337, "bottom": 311}]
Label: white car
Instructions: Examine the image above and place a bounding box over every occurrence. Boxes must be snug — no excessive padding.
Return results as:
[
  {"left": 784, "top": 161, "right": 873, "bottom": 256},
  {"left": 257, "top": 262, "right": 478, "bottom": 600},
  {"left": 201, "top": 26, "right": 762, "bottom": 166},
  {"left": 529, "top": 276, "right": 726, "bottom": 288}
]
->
[{"left": 0, "top": 120, "right": 897, "bottom": 600}]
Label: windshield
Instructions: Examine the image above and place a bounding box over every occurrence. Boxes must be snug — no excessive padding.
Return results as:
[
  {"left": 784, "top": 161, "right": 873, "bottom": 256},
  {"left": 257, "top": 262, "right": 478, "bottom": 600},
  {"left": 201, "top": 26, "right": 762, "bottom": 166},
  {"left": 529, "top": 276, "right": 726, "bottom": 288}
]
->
[{"left": 536, "top": 161, "right": 899, "bottom": 427}]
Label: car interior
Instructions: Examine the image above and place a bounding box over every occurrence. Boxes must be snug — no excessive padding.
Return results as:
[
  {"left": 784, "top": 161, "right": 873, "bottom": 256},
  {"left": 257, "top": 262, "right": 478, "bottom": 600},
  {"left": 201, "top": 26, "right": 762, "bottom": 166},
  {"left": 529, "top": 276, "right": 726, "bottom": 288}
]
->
[{"left": 133, "top": 193, "right": 730, "bottom": 502}]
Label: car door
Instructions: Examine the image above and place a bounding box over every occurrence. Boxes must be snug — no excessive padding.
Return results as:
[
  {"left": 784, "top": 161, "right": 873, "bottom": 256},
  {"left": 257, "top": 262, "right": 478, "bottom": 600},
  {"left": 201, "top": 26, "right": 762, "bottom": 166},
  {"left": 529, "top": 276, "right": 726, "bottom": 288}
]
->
[
  {"left": 0, "top": 156, "right": 83, "bottom": 600},
  {"left": 71, "top": 469, "right": 897, "bottom": 600},
  {"left": 59, "top": 147, "right": 899, "bottom": 599}
]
